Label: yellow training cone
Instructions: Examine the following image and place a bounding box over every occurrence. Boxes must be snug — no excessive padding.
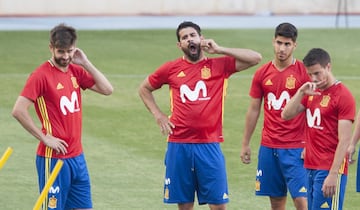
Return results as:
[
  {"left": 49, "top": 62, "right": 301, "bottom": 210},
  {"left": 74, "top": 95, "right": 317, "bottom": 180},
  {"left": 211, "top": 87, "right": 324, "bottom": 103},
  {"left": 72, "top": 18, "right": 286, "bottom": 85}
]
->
[{"left": 0, "top": 147, "right": 13, "bottom": 170}]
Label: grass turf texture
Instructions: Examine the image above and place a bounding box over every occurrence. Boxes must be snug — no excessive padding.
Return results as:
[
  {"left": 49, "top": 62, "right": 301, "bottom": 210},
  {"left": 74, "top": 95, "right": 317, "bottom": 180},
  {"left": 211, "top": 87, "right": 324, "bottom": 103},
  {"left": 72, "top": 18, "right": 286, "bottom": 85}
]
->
[{"left": 1, "top": 28, "right": 360, "bottom": 209}]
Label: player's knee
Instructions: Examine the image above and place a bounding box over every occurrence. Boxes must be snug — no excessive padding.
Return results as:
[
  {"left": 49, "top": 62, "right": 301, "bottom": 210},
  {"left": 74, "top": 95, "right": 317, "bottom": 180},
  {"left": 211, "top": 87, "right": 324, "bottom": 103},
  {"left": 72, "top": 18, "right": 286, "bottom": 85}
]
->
[{"left": 270, "top": 196, "right": 286, "bottom": 210}]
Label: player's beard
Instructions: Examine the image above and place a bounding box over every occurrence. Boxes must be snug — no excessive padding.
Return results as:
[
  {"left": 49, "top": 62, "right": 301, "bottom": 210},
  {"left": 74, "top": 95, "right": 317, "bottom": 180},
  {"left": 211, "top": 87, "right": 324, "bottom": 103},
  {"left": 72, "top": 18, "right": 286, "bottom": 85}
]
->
[
  {"left": 183, "top": 42, "right": 201, "bottom": 62},
  {"left": 54, "top": 56, "right": 72, "bottom": 68}
]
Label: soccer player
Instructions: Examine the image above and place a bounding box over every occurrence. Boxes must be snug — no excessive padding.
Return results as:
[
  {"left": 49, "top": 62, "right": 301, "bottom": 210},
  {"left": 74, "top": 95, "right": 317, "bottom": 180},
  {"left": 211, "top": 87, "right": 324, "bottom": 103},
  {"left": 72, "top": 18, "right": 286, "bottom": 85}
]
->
[
  {"left": 240, "top": 22, "right": 309, "bottom": 210},
  {"left": 138, "top": 21, "right": 262, "bottom": 210},
  {"left": 12, "top": 23, "right": 113, "bottom": 210},
  {"left": 282, "top": 48, "right": 355, "bottom": 210},
  {"left": 348, "top": 110, "right": 360, "bottom": 193}
]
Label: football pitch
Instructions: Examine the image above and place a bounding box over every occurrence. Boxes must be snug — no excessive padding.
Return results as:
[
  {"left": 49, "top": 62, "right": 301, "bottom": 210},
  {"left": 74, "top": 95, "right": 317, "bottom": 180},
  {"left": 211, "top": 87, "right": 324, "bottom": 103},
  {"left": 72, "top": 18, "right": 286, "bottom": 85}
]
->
[{"left": 1, "top": 28, "right": 360, "bottom": 209}]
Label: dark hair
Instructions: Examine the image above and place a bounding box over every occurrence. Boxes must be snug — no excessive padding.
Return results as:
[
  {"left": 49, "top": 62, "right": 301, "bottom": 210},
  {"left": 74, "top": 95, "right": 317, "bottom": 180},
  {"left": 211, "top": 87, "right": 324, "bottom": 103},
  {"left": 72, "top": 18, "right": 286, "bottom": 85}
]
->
[
  {"left": 50, "top": 23, "right": 77, "bottom": 48},
  {"left": 275, "top": 22, "right": 298, "bottom": 42},
  {"left": 303, "top": 48, "right": 331, "bottom": 68},
  {"left": 176, "top": 21, "right": 201, "bottom": 41}
]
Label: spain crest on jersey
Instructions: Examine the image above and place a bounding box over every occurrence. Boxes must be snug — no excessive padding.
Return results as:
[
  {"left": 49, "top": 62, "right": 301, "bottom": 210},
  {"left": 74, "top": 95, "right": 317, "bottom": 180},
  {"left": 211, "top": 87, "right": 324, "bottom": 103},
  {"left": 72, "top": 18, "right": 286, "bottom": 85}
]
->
[
  {"left": 201, "top": 66, "right": 211, "bottom": 79},
  {"left": 320, "top": 95, "right": 330, "bottom": 107},
  {"left": 285, "top": 75, "right": 296, "bottom": 89},
  {"left": 71, "top": 76, "right": 79, "bottom": 89}
]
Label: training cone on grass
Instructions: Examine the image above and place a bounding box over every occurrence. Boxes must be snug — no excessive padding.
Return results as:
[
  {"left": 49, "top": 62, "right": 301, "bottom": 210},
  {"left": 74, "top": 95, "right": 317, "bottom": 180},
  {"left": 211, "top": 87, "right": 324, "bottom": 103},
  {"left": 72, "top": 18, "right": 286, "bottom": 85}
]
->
[{"left": 0, "top": 147, "right": 13, "bottom": 171}]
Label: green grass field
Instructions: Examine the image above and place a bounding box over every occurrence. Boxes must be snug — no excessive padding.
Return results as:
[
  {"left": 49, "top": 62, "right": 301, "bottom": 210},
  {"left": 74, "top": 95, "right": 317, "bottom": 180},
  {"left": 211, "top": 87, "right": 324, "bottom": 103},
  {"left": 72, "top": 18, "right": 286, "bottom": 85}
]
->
[{"left": 1, "top": 28, "right": 360, "bottom": 209}]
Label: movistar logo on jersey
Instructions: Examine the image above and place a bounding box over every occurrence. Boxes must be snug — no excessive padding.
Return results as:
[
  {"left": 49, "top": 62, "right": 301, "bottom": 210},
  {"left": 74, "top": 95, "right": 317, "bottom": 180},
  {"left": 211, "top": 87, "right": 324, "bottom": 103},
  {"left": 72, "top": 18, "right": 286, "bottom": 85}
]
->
[
  {"left": 60, "top": 91, "right": 80, "bottom": 115},
  {"left": 266, "top": 91, "right": 290, "bottom": 110},
  {"left": 306, "top": 108, "right": 323, "bottom": 130},
  {"left": 180, "top": 80, "right": 211, "bottom": 103}
]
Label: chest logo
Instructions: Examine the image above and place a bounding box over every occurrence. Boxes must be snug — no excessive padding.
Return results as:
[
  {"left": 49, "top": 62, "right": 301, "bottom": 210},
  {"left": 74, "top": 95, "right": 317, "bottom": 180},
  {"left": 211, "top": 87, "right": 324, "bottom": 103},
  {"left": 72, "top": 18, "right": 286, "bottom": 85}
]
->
[
  {"left": 285, "top": 75, "right": 296, "bottom": 89},
  {"left": 265, "top": 79, "right": 273, "bottom": 86},
  {"left": 56, "top": 83, "right": 64, "bottom": 90},
  {"left": 201, "top": 66, "right": 211, "bottom": 79},
  {"left": 320, "top": 95, "right": 330, "bottom": 107},
  {"left": 180, "top": 80, "right": 210, "bottom": 103},
  {"left": 177, "top": 71, "right": 186, "bottom": 77},
  {"left": 306, "top": 108, "right": 323, "bottom": 129},
  {"left": 71, "top": 76, "right": 79, "bottom": 89},
  {"left": 60, "top": 91, "right": 80, "bottom": 115},
  {"left": 267, "top": 91, "right": 290, "bottom": 110}
]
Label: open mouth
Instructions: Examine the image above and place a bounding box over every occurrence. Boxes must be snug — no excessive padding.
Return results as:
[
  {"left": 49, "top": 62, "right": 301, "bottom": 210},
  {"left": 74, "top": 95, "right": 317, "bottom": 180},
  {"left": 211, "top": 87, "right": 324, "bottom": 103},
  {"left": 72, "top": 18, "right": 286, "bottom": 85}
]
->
[{"left": 188, "top": 42, "right": 197, "bottom": 54}]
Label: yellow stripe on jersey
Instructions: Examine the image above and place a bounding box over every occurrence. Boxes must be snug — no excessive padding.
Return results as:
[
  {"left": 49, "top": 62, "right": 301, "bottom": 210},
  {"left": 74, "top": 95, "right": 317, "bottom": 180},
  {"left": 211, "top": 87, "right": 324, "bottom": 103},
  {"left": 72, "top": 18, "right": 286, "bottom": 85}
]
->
[
  {"left": 169, "top": 88, "right": 173, "bottom": 113},
  {"left": 167, "top": 88, "right": 173, "bottom": 143},
  {"left": 37, "top": 96, "right": 54, "bottom": 210},
  {"left": 37, "top": 97, "right": 52, "bottom": 138},
  {"left": 221, "top": 79, "right": 228, "bottom": 123}
]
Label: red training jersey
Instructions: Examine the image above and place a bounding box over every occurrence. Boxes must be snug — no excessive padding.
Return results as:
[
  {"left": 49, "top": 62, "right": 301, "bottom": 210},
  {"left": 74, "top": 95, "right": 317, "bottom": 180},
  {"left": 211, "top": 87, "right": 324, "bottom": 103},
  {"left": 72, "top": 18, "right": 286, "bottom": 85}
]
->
[
  {"left": 148, "top": 56, "right": 236, "bottom": 143},
  {"left": 302, "top": 81, "right": 355, "bottom": 175},
  {"left": 250, "top": 60, "right": 310, "bottom": 148},
  {"left": 20, "top": 61, "right": 95, "bottom": 158}
]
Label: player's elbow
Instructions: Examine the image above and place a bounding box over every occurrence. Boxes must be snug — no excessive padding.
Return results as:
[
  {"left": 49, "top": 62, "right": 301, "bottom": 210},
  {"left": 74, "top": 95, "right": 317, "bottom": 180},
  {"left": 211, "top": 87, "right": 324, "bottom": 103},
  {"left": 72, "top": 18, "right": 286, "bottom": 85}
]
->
[
  {"left": 252, "top": 53, "right": 262, "bottom": 65},
  {"left": 103, "top": 86, "right": 114, "bottom": 95},
  {"left": 11, "top": 107, "right": 24, "bottom": 122},
  {"left": 138, "top": 85, "right": 149, "bottom": 100},
  {"left": 11, "top": 108, "right": 19, "bottom": 119},
  {"left": 138, "top": 78, "right": 155, "bottom": 98}
]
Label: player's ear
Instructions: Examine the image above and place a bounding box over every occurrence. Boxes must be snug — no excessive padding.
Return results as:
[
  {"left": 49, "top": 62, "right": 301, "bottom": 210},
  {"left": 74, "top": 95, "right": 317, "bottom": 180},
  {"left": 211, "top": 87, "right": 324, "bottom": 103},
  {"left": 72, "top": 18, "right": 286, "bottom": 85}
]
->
[
  {"left": 49, "top": 43, "right": 54, "bottom": 51},
  {"left": 326, "top": 63, "right": 331, "bottom": 72}
]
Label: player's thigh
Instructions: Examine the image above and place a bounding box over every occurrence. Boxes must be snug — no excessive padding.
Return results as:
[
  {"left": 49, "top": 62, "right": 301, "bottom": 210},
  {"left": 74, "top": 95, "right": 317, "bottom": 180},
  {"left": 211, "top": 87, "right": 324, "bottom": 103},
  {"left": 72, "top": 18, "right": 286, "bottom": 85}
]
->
[
  {"left": 65, "top": 154, "right": 92, "bottom": 209},
  {"left": 278, "top": 148, "right": 307, "bottom": 198},
  {"left": 164, "top": 143, "right": 196, "bottom": 203},
  {"left": 36, "top": 155, "right": 71, "bottom": 210},
  {"left": 357, "top": 151, "right": 360, "bottom": 192},
  {"left": 195, "top": 143, "right": 229, "bottom": 205},
  {"left": 309, "top": 170, "right": 347, "bottom": 210},
  {"left": 256, "top": 146, "right": 287, "bottom": 197}
]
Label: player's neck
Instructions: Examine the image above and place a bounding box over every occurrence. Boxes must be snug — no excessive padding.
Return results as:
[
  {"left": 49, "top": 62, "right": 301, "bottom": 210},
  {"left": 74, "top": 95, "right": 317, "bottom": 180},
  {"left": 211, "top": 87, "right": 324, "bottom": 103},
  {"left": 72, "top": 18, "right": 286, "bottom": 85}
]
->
[
  {"left": 183, "top": 55, "right": 207, "bottom": 64},
  {"left": 49, "top": 59, "right": 68, "bottom": 72},
  {"left": 273, "top": 57, "right": 295, "bottom": 71}
]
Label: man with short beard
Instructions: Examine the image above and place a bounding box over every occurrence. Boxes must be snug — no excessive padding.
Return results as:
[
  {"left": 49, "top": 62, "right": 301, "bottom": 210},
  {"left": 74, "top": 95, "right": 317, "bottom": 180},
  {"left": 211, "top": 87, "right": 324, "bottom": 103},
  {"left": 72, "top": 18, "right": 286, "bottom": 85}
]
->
[
  {"left": 12, "top": 23, "right": 113, "bottom": 210},
  {"left": 139, "top": 21, "right": 262, "bottom": 210}
]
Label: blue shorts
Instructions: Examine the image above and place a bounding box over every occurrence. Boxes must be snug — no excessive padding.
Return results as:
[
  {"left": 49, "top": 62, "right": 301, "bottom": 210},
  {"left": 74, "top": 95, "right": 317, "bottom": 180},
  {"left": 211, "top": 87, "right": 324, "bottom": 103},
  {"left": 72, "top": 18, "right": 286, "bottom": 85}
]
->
[
  {"left": 163, "top": 142, "right": 229, "bottom": 205},
  {"left": 36, "top": 153, "right": 92, "bottom": 210},
  {"left": 256, "top": 145, "right": 307, "bottom": 198},
  {"left": 307, "top": 169, "right": 347, "bottom": 210},
  {"left": 357, "top": 150, "right": 360, "bottom": 192}
]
